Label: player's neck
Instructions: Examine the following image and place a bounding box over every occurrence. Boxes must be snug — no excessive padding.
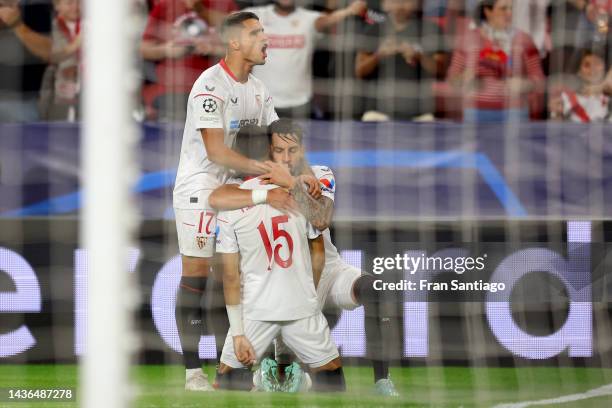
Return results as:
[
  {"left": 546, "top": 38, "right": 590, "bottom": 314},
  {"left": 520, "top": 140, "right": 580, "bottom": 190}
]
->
[{"left": 222, "top": 56, "right": 252, "bottom": 83}]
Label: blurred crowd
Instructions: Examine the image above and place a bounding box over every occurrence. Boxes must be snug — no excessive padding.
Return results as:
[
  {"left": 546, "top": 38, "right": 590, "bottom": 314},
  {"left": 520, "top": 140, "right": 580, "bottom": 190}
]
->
[{"left": 3, "top": 0, "right": 612, "bottom": 123}]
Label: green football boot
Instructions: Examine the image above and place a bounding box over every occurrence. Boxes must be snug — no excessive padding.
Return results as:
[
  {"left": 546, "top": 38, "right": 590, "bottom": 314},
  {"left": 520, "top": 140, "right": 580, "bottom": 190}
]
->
[
  {"left": 282, "top": 362, "right": 311, "bottom": 393},
  {"left": 375, "top": 377, "right": 400, "bottom": 397},
  {"left": 253, "top": 358, "right": 282, "bottom": 392}
]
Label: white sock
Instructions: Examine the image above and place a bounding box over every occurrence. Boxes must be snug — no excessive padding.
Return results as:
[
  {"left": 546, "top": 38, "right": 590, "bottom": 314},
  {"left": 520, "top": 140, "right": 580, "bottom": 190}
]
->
[{"left": 186, "top": 368, "right": 202, "bottom": 379}]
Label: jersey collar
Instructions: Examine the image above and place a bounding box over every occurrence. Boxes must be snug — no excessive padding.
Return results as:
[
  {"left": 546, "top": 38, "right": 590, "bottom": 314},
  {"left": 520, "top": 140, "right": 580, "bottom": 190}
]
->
[{"left": 220, "top": 59, "right": 240, "bottom": 83}]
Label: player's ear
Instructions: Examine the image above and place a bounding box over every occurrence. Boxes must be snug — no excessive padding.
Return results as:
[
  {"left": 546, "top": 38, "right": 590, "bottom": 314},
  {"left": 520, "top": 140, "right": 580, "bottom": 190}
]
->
[{"left": 228, "top": 36, "right": 241, "bottom": 51}]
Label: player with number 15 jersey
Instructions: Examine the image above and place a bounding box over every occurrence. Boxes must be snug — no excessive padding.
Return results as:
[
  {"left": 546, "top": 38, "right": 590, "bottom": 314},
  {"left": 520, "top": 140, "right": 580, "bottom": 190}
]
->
[
  {"left": 217, "top": 179, "right": 319, "bottom": 321},
  {"left": 216, "top": 178, "right": 340, "bottom": 373}
]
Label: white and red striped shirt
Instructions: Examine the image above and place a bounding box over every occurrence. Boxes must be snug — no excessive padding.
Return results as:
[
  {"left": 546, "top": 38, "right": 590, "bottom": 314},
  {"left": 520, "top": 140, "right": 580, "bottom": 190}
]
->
[{"left": 447, "top": 27, "right": 544, "bottom": 110}]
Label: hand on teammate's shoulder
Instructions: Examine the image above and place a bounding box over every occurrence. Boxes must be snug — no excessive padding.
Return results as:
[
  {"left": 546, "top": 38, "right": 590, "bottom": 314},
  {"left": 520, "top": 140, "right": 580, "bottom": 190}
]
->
[{"left": 298, "top": 174, "right": 322, "bottom": 199}]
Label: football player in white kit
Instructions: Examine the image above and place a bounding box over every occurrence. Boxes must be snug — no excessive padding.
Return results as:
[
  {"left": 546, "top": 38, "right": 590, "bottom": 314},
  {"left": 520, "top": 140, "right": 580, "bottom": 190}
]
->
[
  {"left": 172, "top": 11, "right": 292, "bottom": 391},
  {"left": 208, "top": 118, "right": 399, "bottom": 396},
  {"left": 213, "top": 126, "right": 346, "bottom": 392}
]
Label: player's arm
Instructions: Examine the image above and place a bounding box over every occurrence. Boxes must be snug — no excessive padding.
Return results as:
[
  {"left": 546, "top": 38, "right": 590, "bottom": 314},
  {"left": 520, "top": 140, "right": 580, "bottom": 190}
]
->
[
  {"left": 222, "top": 252, "right": 256, "bottom": 366},
  {"left": 290, "top": 178, "right": 334, "bottom": 231},
  {"left": 209, "top": 183, "right": 298, "bottom": 213},
  {"left": 203, "top": 128, "right": 270, "bottom": 175},
  {"left": 309, "top": 234, "right": 325, "bottom": 289},
  {"left": 314, "top": 0, "right": 367, "bottom": 32},
  {"left": 222, "top": 252, "right": 241, "bottom": 308},
  {"left": 217, "top": 217, "right": 256, "bottom": 365},
  {"left": 262, "top": 162, "right": 333, "bottom": 230}
]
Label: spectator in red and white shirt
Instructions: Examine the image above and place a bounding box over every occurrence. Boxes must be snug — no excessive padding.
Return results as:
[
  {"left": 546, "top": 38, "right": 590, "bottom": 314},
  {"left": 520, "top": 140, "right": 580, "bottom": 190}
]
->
[
  {"left": 140, "top": 0, "right": 237, "bottom": 120},
  {"left": 549, "top": 48, "right": 611, "bottom": 122},
  {"left": 447, "top": 0, "right": 545, "bottom": 122}
]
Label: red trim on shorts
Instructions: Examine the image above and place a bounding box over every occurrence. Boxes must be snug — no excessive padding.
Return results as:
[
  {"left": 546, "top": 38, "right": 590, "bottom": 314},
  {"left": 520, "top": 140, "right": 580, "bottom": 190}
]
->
[{"left": 219, "top": 59, "right": 240, "bottom": 82}]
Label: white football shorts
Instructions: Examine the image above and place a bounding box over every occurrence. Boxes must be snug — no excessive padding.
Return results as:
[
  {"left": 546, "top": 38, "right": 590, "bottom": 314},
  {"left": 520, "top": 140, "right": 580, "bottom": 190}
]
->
[
  {"left": 220, "top": 312, "right": 339, "bottom": 369},
  {"left": 317, "top": 262, "right": 361, "bottom": 311},
  {"left": 174, "top": 206, "right": 217, "bottom": 258}
]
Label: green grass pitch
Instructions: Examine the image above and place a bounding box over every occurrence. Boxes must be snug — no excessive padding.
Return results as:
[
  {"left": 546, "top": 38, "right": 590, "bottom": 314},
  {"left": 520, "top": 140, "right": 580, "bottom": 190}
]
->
[{"left": 1, "top": 365, "right": 612, "bottom": 407}]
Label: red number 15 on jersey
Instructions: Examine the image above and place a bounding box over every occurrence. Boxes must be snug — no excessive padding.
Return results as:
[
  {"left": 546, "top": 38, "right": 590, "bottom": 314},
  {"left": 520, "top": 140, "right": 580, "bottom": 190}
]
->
[{"left": 257, "top": 215, "right": 294, "bottom": 269}]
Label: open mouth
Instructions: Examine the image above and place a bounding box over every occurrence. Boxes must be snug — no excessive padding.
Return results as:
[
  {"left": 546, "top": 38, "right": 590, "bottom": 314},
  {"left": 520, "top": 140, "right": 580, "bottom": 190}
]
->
[{"left": 262, "top": 45, "right": 268, "bottom": 59}]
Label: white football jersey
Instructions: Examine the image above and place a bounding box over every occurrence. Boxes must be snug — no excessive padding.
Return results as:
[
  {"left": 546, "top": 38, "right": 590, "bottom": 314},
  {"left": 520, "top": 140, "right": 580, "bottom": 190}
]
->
[
  {"left": 308, "top": 165, "right": 344, "bottom": 269},
  {"left": 246, "top": 5, "right": 321, "bottom": 108},
  {"left": 236, "top": 167, "right": 343, "bottom": 269},
  {"left": 173, "top": 60, "right": 279, "bottom": 209},
  {"left": 216, "top": 185, "right": 321, "bottom": 321}
]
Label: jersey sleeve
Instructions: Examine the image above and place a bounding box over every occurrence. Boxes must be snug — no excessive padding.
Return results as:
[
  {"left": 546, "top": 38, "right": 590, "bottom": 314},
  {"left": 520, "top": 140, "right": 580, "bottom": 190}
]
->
[
  {"left": 215, "top": 214, "right": 239, "bottom": 253},
  {"left": 307, "top": 222, "right": 322, "bottom": 239},
  {"left": 192, "top": 77, "right": 228, "bottom": 130},
  {"left": 262, "top": 88, "right": 279, "bottom": 125},
  {"left": 311, "top": 165, "right": 336, "bottom": 201},
  {"left": 226, "top": 177, "right": 243, "bottom": 185}
]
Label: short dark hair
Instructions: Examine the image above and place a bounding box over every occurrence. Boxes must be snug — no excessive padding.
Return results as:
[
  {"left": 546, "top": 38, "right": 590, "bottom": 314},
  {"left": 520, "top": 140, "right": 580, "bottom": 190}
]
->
[
  {"left": 475, "top": 0, "right": 497, "bottom": 24},
  {"left": 220, "top": 11, "right": 259, "bottom": 41},
  {"left": 268, "top": 118, "right": 303, "bottom": 145},
  {"left": 234, "top": 124, "right": 270, "bottom": 163},
  {"left": 569, "top": 45, "right": 607, "bottom": 73},
  {"left": 578, "top": 46, "right": 606, "bottom": 64}
]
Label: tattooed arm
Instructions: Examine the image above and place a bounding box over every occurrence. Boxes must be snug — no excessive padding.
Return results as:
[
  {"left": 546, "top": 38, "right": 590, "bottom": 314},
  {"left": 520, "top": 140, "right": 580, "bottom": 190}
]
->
[
  {"left": 290, "top": 177, "right": 334, "bottom": 231},
  {"left": 261, "top": 162, "right": 335, "bottom": 231}
]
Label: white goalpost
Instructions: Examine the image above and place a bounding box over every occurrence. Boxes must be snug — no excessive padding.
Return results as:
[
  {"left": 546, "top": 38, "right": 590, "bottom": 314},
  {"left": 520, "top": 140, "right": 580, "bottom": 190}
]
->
[{"left": 81, "top": 0, "right": 140, "bottom": 406}]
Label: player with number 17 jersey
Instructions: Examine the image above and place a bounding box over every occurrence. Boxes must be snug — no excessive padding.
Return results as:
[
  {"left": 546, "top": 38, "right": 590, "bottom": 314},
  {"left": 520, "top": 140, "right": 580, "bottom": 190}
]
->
[
  {"left": 173, "top": 60, "right": 278, "bottom": 212},
  {"left": 173, "top": 60, "right": 278, "bottom": 259}
]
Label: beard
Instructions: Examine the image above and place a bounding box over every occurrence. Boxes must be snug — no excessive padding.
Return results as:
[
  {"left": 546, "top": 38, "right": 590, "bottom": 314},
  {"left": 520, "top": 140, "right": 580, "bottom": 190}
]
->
[{"left": 289, "top": 159, "right": 306, "bottom": 176}]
